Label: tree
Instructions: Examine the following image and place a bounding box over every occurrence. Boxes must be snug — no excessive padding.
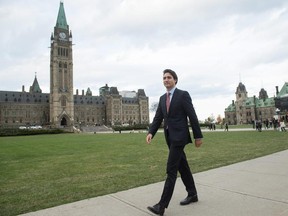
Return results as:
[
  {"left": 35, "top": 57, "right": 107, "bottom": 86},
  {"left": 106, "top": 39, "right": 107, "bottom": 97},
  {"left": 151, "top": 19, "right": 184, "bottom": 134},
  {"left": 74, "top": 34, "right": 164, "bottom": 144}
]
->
[
  {"left": 150, "top": 102, "right": 159, "bottom": 112},
  {"left": 208, "top": 113, "right": 215, "bottom": 123},
  {"left": 216, "top": 114, "right": 223, "bottom": 124}
]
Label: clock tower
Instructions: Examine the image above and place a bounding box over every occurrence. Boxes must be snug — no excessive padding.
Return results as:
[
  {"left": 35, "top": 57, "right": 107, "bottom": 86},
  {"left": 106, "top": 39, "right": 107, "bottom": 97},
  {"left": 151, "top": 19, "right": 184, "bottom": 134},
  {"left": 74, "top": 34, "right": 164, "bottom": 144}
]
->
[{"left": 50, "top": 2, "right": 74, "bottom": 128}]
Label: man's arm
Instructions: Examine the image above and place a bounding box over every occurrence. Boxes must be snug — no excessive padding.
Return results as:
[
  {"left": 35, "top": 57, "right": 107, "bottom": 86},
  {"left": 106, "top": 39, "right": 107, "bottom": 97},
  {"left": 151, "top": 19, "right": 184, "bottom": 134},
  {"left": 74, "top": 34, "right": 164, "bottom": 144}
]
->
[
  {"left": 195, "top": 138, "right": 203, "bottom": 148},
  {"left": 146, "top": 133, "right": 153, "bottom": 144},
  {"left": 147, "top": 97, "right": 164, "bottom": 143},
  {"left": 182, "top": 91, "right": 203, "bottom": 139}
]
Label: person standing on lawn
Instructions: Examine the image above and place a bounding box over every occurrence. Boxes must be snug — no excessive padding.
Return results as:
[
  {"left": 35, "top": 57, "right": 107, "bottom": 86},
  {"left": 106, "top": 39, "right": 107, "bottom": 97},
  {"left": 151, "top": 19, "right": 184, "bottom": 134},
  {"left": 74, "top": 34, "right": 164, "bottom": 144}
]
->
[{"left": 146, "top": 69, "right": 203, "bottom": 216}]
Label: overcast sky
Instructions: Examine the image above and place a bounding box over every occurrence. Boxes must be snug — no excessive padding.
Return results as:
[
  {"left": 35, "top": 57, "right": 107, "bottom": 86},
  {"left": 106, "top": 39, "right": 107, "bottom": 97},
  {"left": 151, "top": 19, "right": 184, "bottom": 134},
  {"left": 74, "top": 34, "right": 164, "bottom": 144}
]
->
[{"left": 0, "top": 0, "right": 287, "bottom": 121}]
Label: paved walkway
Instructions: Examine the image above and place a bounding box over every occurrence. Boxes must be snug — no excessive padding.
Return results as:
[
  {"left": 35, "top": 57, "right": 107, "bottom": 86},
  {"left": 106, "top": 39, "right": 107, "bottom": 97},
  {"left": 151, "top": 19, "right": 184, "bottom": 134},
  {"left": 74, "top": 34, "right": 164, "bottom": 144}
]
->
[{"left": 20, "top": 150, "right": 288, "bottom": 216}]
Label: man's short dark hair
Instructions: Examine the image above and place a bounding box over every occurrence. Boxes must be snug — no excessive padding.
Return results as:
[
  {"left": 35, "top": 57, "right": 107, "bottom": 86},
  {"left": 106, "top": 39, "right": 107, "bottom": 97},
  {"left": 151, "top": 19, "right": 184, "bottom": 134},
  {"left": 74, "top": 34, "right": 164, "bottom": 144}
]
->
[{"left": 163, "top": 69, "right": 178, "bottom": 84}]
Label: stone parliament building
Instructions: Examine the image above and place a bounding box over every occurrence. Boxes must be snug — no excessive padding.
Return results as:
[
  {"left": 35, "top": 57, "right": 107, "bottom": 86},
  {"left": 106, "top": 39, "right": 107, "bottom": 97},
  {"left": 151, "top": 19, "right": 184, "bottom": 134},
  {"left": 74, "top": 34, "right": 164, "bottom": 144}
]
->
[
  {"left": 0, "top": 2, "right": 149, "bottom": 129},
  {"left": 225, "top": 82, "right": 288, "bottom": 125}
]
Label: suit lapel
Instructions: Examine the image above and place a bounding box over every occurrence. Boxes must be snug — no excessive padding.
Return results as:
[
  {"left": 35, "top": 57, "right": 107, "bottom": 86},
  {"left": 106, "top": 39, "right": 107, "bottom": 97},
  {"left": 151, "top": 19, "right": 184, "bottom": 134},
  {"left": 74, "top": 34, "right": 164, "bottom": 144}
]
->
[
  {"left": 162, "top": 94, "right": 168, "bottom": 115},
  {"left": 168, "top": 88, "right": 178, "bottom": 114}
]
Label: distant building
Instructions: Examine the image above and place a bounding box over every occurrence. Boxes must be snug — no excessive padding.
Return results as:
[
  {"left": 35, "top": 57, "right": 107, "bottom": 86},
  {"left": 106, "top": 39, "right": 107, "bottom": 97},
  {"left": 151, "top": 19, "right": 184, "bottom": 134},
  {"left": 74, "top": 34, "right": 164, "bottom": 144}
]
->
[
  {"left": 0, "top": 2, "right": 149, "bottom": 129},
  {"left": 225, "top": 82, "right": 288, "bottom": 125},
  {"left": 274, "top": 83, "right": 288, "bottom": 114}
]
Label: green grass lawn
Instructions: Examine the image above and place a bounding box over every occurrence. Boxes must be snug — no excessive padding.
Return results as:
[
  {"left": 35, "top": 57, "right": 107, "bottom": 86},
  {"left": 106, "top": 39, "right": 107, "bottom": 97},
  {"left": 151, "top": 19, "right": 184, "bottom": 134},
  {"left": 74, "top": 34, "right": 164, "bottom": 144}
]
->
[{"left": 0, "top": 130, "right": 287, "bottom": 215}]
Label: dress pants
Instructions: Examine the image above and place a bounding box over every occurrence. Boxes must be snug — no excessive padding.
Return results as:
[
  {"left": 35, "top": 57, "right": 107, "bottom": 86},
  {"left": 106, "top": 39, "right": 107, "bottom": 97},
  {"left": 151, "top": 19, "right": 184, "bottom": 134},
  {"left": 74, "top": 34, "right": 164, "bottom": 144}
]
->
[{"left": 159, "top": 131, "right": 197, "bottom": 208}]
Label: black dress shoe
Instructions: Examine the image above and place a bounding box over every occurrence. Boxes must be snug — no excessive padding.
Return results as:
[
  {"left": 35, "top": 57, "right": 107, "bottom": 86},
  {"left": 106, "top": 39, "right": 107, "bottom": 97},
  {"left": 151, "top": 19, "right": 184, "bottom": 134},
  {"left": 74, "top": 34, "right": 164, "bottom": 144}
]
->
[
  {"left": 180, "top": 195, "right": 198, "bottom": 205},
  {"left": 147, "top": 203, "right": 165, "bottom": 216}
]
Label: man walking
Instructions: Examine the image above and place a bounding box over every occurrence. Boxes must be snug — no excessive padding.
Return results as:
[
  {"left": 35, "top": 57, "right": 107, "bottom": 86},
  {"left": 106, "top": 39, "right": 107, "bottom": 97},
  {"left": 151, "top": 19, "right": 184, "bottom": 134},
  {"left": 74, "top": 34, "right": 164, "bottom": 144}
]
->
[{"left": 146, "top": 69, "right": 203, "bottom": 215}]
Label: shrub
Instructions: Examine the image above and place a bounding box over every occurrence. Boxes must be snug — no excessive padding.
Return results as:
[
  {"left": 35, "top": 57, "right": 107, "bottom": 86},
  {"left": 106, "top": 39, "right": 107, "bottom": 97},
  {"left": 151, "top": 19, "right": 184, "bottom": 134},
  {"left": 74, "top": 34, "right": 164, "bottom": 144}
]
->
[{"left": 0, "top": 128, "right": 66, "bottom": 137}]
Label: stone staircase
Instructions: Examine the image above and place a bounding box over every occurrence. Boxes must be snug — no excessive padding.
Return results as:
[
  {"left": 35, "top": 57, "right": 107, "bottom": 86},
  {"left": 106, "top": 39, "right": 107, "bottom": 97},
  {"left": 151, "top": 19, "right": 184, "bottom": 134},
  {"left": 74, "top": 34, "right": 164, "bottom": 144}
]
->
[{"left": 80, "top": 125, "right": 113, "bottom": 133}]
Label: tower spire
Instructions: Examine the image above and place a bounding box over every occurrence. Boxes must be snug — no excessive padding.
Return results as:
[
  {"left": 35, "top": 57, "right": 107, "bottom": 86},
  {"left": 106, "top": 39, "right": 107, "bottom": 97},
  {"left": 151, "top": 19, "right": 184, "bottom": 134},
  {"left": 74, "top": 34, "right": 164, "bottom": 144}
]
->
[
  {"left": 50, "top": 2, "right": 74, "bottom": 128},
  {"left": 30, "top": 74, "right": 42, "bottom": 93},
  {"left": 56, "top": 2, "right": 68, "bottom": 30}
]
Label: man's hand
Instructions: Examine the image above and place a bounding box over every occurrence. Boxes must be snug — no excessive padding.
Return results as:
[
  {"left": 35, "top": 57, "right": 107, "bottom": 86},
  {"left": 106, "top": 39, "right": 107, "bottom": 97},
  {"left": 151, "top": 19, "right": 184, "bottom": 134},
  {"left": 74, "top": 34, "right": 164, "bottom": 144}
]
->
[
  {"left": 195, "top": 139, "right": 203, "bottom": 148},
  {"left": 146, "top": 133, "right": 153, "bottom": 144}
]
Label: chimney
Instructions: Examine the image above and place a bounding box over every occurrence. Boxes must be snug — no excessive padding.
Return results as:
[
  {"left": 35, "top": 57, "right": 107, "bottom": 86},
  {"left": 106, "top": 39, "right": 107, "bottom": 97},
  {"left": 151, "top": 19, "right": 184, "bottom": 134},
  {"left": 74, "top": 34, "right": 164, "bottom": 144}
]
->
[
  {"left": 276, "top": 86, "right": 279, "bottom": 95},
  {"left": 22, "top": 85, "right": 25, "bottom": 92},
  {"left": 76, "top": 89, "right": 78, "bottom": 95},
  {"left": 232, "top": 100, "right": 234, "bottom": 105},
  {"left": 82, "top": 90, "right": 84, "bottom": 96}
]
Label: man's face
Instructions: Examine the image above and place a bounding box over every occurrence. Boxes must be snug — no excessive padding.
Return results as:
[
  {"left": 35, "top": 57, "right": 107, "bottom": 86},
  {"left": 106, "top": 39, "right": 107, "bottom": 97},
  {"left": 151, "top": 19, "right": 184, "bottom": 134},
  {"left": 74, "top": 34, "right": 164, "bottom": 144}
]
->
[{"left": 163, "top": 72, "right": 176, "bottom": 90}]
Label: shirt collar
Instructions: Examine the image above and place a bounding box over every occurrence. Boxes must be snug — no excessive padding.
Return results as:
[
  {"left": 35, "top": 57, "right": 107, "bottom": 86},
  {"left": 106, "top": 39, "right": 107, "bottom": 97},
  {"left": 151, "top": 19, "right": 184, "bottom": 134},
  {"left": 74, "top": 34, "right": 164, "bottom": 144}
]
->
[{"left": 168, "top": 87, "right": 176, "bottom": 96}]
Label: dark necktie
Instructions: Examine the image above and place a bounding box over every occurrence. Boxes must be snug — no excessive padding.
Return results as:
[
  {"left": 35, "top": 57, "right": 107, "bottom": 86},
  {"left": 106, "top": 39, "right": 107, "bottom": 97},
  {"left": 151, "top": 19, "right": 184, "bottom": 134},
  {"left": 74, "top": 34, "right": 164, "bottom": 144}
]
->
[{"left": 166, "top": 92, "right": 171, "bottom": 113}]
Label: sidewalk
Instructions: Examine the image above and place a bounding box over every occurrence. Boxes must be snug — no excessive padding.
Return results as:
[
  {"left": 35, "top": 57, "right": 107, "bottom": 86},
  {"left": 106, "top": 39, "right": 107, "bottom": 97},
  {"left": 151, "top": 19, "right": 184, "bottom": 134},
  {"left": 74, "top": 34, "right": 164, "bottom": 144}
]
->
[{"left": 20, "top": 150, "right": 288, "bottom": 216}]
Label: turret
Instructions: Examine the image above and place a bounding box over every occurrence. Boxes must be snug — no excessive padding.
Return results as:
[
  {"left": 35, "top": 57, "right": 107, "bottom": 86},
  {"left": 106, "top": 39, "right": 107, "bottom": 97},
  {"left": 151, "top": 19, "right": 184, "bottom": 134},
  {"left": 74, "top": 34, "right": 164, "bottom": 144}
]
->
[{"left": 236, "top": 82, "right": 247, "bottom": 100}]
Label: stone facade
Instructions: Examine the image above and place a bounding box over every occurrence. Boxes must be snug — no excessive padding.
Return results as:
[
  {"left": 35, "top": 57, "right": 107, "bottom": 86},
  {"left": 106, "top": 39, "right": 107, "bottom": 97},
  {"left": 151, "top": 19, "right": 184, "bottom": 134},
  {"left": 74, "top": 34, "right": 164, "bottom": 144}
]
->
[
  {"left": 0, "top": 2, "right": 149, "bottom": 129},
  {"left": 0, "top": 87, "right": 50, "bottom": 127}
]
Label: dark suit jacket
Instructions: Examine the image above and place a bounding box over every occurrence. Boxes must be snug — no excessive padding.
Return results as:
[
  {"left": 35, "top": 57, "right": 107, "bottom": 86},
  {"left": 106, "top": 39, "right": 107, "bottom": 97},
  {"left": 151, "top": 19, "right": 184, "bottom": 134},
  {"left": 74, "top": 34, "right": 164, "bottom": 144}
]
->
[{"left": 149, "top": 88, "right": 203, "bottom": 146}]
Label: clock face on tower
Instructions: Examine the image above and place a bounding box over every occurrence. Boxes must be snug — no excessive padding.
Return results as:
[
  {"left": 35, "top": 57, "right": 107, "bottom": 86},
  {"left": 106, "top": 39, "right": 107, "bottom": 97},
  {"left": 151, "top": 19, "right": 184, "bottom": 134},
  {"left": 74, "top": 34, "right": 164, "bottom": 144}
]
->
[{"left": 59, "top": 32, "right": 66, "bottom": 39}]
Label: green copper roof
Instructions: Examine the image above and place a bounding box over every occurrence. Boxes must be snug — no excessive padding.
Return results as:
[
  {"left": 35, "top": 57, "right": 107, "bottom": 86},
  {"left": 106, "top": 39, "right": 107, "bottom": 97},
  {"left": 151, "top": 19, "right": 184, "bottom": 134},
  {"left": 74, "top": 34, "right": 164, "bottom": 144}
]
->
[
  {"left": 255, "top": 98, "right": 275, "bottom": 108},
  {"left": 56, "top": 2, "right": 68, "bottom": 30},
  {"left": 245, "top": 97, "right": 256, "bottom": 107},
  {"left": 277, "top": 82, "right": 288, "bottom": 98},
  {"left": 30, "top": 75, "right": 42, "bottom": 93},
  {"left": 244, "top": 97, "right": 275, "bottom": 108},
  {"left": 86, "top": 87, "right": 92, "bottom": 96},
  {"left": 225, "top": 95, "right": 275, "bottom": 112},
  {"left": 225, "top": 104, "right": 236, "bottom": 112}
]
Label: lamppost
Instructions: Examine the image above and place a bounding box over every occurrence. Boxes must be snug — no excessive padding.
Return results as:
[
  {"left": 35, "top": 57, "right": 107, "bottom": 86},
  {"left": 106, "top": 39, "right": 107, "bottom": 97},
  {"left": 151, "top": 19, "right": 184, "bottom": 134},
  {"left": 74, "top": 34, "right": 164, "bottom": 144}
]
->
[
  {"left": 275, "top": 108, "right": 280, "bottom": 119},
  {"left": 275, "top": 108, "right": 281, "bottom": 130}
]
